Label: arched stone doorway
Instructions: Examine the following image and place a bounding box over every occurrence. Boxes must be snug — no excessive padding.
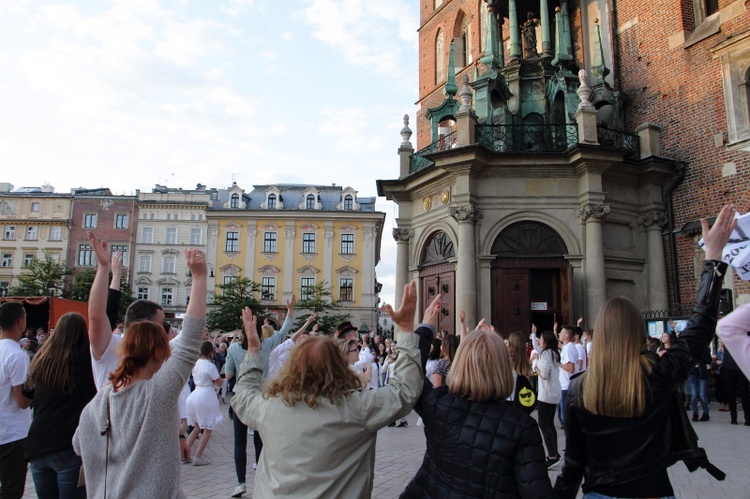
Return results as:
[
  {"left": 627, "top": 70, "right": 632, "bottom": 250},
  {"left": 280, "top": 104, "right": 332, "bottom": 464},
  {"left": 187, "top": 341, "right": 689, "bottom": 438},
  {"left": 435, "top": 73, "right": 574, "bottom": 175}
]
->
[
  {"left": 419, "top": 231, "right": 456, "bottom": 335},
  {"left": 491, "top": 222, "right": 571, "bottom": 336}
]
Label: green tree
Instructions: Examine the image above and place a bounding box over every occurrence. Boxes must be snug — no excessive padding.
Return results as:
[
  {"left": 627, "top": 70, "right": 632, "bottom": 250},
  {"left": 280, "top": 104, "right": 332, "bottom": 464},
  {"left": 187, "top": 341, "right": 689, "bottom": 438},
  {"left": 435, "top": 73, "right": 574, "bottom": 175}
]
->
[
  {"left": 207, "top": 277, "right": 263, "bottom": 332},
  {"left": 293, "top": 280, "right": 351, "bottom": 335},
  {"left": 9, "top": 252, "right": 70, "bottom": 297},
  {"left": 67, "top": 268, "right": 96, "bottom": 301}
]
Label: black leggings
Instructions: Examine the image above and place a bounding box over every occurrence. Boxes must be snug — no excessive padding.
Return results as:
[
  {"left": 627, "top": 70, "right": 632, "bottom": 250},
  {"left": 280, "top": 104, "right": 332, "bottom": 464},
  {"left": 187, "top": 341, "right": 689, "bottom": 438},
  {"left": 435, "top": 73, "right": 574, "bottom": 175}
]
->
[
  {"left": 537, "top": 401, "right": 558, "bottom": 458},
  {"left": 254, "top": 430, "right": 263, "bottom": 463}
]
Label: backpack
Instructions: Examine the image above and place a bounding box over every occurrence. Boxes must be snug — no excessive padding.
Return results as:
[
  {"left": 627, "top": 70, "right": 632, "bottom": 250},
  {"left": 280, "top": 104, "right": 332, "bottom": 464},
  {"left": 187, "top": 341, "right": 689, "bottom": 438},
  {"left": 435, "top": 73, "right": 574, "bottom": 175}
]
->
[{"left": 513, "top": 374, "right": 538, "bottom": 413}]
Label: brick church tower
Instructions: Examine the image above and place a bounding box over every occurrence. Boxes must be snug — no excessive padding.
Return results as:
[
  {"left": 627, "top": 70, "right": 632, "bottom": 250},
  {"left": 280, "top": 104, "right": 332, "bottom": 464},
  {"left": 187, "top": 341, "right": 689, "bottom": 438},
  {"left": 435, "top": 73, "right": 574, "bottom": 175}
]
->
[{"left": 379, "top": 0, "right": 750, "bottom": 335}]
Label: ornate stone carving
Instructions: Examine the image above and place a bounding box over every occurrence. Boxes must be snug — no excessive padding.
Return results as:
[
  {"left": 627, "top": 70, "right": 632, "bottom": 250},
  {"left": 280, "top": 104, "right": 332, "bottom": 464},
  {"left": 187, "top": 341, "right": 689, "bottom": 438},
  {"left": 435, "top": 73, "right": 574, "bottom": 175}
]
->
[
  {"left": 284, "top": 228, "right": 296, "bottom": 240},
  {"left": 247, "top": 228, "right": 257, "bottom": 238},
  {"left": 297, "top": 265, "right": 319, "bottom": 277},
  {"left": 258, "top": 265, "right": 280, "bottom": 276},
  {"left": 577, "top": 70, "right": 595, "bottom": 111},
  {"left": 576, "top": 203, "right": 610, "bottom": 221},
  {"left": 400, "top": 114, "right": 412, "bottom": 147},
  {"left": 450, "top": 204, "right": 482, "bottom": 224},
  {"left": 392, "top": 228, "right": 413, "bottom": 243},
  {"left": 324, "top": 230, "right": 334, "bottom": 241},
  {"left": 637, "top": 211, "right": 667, "bottom": 228},
  {"left": 458, "top": 75, "right": 473, "bottom": 112},
  {"left": 99, "top": 199, "right": 114, "bottom": 211}
]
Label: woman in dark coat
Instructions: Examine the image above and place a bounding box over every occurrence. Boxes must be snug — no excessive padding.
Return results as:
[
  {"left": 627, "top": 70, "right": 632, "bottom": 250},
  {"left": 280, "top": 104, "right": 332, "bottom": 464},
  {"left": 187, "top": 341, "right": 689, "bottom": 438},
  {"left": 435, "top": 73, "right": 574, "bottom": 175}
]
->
[{"left": 402, "top": 320, "right": 554, "bottom": 498}]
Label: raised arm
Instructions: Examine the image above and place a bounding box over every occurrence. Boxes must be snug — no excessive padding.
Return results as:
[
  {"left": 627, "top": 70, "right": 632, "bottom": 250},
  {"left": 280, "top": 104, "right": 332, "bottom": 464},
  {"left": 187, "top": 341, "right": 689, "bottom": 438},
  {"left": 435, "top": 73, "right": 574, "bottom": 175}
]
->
[
  {"left": 87, "top": 232, "right": 112, "bottom": 360},
  {"left": 230, "top": 307, "right": 262, "bottom": 425},
  {"left": 152, "top": 248, "right": 207, "bottom": 394},
  {"left": 459, "top": 310, "right": 469, "bottom": 338},
  {"left": 105, "top": 251, "right": 122, "bottom": 331},
  {"left": 530, "top": 324, "right": 542, "bottom": 353},
  {"left": 292, "top": 312, "right": 317, "bottom": 343},
  {"left": 277, "top": 293, "right": 297, "bottom": 337}
]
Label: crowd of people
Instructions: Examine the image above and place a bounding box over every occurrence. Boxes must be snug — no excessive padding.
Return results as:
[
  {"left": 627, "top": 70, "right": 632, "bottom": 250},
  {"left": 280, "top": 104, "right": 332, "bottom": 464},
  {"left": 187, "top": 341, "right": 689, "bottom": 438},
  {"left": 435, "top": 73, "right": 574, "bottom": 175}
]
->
[{"left": 1, "top": 205, "right": 750, "bottom": 498}]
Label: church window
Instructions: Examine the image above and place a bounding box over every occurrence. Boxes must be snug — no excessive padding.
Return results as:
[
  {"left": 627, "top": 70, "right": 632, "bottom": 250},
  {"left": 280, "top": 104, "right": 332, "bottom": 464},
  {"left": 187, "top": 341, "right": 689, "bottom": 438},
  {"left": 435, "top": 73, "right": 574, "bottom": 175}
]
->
[{"left": 436, "top": 30, "right": 445, "bottom": 84}]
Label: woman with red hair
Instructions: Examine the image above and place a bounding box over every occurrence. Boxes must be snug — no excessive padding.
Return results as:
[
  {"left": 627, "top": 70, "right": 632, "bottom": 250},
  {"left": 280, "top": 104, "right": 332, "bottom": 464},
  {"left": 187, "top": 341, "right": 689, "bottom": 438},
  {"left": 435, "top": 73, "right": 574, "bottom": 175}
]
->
[{"left": 73, "top": 248, "right": 208, "bottom": 498}]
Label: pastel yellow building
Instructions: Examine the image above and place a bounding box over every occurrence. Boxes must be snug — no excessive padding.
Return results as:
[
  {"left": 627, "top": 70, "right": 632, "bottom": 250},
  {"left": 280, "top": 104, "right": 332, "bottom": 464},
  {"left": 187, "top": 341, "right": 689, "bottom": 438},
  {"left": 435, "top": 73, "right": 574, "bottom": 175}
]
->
[
  {"left": 0, "top": 184, "right": 72, "bottom": 295},
  {"left": 206, "top": 183, "right": 385, "bottom": 330}
]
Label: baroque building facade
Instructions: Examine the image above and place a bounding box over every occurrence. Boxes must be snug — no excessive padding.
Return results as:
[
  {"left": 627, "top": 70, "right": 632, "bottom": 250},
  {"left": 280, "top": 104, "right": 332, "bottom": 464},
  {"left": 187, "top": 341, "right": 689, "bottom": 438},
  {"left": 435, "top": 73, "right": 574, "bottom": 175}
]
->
[
  {"left": 378, "top": 0, "right": 750, "bottom": 335},
  {"left": 206, "top": 183, "right": 385, "bottom": 331}
]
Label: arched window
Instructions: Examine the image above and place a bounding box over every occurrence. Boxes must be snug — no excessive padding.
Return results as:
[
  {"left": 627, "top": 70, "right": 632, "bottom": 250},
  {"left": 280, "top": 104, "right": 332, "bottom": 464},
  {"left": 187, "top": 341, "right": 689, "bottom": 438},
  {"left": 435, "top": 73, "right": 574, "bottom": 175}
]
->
[
  {"left": 491, "top": 222, "right": 567, "bottom": 256},
  {"left": 436, "top": 30, "right": 445, "bottom": 84},
  {"left": 421, "top": 231, "right": 455, "bottom": 266},
  {"left": 268, "top": 194, "right": 276, "bottom": 209},
  {"left": 230, "top": 193, "right": 239, "bottom": 209},
  {"left": 306, "top": 194, "right": 315, "bottom": 210},
  {"left": 344, "top": 195, "right": 353, "bottom": 210}
]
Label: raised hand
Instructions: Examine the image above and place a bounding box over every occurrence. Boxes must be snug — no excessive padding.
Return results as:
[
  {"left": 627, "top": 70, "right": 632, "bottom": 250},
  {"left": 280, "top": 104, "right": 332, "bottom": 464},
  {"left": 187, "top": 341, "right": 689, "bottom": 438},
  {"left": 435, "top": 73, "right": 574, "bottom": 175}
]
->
[
  {"left": 87, "top": 231, "right": 110, "bottom": 267},
  {"left": 286, "top": 293, "right": 297, "bottom": 312},
  {"left": 383, "top": 281, "right": 418, "bottom": 333},
  {"left": 702, "top": 204, "right": 737, "bottom": 261},
  {"left": 242, "top": 307, "right": 260, "bottom": 353},
  {"left": 185, "top": 248, "right": 207, "bottom": 279},
  {"left": 459, "top": 310, "right": 469, "bottom": 337},
  {"left": 531, "top": 323, "right": 537, "bottom": 336},
  {"left": 422, "top": 294, "right": 442, "bottom": 329}
]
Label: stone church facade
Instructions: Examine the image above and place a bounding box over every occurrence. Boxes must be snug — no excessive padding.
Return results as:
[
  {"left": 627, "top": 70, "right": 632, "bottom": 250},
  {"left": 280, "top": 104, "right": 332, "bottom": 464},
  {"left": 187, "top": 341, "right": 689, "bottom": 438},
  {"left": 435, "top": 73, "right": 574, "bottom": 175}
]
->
[{"left": 378, "top": 0, "right": 750, "bottom": 335}]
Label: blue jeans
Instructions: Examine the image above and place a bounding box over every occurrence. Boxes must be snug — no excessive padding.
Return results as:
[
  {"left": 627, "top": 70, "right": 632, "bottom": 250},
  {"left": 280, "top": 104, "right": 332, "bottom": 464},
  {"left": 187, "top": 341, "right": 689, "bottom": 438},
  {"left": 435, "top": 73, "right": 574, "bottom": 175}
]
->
[
  {"left": 584, "top": 494, "right": 675, "bottom": 499},
  {"left": 687, "top": 375, "right": 709, "bottom": 415},
  {"left": 29, "top": 449, "right": 85, "bottom": 499}
]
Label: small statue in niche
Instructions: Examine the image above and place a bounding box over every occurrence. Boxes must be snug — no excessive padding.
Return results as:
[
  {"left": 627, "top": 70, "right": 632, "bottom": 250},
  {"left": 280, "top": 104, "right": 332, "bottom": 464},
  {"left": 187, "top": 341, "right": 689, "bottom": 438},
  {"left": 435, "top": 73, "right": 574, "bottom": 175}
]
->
[{"left": 521, "top": 11, "right": 540, "bottom": 58}]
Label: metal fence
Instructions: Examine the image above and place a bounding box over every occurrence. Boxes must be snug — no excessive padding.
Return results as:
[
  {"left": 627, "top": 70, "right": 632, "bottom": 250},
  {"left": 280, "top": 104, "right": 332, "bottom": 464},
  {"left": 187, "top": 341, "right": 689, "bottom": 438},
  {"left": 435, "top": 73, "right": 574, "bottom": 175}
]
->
[
  {"left": 596, "top": 127, "right": 640, "bottom": 158},
  {"left": 476, "top": 123, "right": 578, "bottom": 153},
  {"left": 409, "top": 131, "right": 457, "bottom": 173}
]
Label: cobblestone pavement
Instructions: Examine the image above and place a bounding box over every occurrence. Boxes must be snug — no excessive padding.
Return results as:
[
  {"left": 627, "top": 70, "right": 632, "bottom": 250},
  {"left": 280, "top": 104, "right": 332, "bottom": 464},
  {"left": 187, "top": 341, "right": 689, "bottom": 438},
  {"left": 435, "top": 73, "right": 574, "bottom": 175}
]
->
[{"left": 21, "top": 401, "right": 750, "bottom": 498}]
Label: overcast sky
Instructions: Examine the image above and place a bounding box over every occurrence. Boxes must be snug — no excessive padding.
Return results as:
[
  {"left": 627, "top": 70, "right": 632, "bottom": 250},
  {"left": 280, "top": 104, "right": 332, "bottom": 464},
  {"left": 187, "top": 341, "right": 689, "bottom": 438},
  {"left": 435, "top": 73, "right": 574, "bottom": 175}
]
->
[{"left": 0, "top": 0, "right": 421, "bottom": 307}]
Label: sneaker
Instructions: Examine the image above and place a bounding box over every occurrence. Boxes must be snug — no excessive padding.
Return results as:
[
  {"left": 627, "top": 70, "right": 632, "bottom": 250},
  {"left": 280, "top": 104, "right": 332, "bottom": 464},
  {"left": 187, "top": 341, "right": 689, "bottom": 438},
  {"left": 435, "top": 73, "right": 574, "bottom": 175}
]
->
[
  {"left": 692, "top": 413, "right": 699, "bottom": 422},
  {"left": 232, "top": 483, "right": 247, "bottom": 497},
  {"left": 397, "top": 421, "right": 408, "bottom": 428},
  {"left": 252, "top": 463, "right": 257, "bottom": 470},
  {"left": 546, "top": 456, "right": 561, "bottom": 469},
  {"left": 387, "top": 422, "right": 396, "bottom": 427},
  {"left": 192, "top": 456, "right": 211, "bottom": 466},
  {"left": 700, "top": 413, "right": 710, "bottom": 422}
]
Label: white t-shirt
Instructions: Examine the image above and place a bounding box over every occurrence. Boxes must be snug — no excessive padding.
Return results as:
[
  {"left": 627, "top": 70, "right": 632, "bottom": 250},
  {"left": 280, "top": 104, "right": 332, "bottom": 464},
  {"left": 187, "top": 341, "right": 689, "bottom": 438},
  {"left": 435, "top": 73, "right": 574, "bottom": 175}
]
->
[
  {"left": 575, "top": 343, "right": 587, "bottom": 372},
  {"left": 559, "top": 342, "right": 579, "bottom": 391},
  {"left": 0, "top": 339, "right": 31, "bottom": 445},
  {"left": 91, "top": 333, "right": 123, "bottom": 391}
]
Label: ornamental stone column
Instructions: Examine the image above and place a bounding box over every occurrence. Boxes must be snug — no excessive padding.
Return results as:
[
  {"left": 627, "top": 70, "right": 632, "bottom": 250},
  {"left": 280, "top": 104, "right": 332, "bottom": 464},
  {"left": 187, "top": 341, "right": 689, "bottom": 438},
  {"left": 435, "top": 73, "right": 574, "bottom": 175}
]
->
[
  {"left": 637, "top": 211, "right": 669, "bottom": 310},
  {"left": 392, "top": 228, "right": 413, "bottom": 308},
  {"left": 451, "top": 204, "right": 482, "bottom": 330},
  {"left": 576, "top": 203, "right": 609, "bottom": 321}
]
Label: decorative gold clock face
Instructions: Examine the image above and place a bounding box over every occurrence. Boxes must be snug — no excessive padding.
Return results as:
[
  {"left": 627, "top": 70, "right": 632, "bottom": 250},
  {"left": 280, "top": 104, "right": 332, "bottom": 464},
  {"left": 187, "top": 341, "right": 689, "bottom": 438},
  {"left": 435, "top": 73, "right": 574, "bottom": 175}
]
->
[
  {"left": 441, "top": 190, "right": 449, "bottom": 204},
  {"left": 423, "top": 196, "right": 432, "bottom": 211}
]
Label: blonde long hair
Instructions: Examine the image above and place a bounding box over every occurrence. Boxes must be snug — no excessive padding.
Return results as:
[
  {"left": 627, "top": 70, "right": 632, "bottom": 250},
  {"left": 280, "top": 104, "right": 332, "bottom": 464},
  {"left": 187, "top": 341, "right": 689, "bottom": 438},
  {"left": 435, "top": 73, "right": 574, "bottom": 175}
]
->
[
  {"left": 508, "top": 332, "right": 531, "bottom": 377},
  {"left": 448, "top": 328, "right": 514, "bottom": 402},
  {"left": 581, "top": 297, "right": 654, "bottom": 417}
]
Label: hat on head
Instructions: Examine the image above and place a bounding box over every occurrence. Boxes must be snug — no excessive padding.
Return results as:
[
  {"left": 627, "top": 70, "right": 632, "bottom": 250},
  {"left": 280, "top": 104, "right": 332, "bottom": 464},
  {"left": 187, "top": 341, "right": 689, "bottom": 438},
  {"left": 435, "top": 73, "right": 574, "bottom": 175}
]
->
[
  {"left": 19, "top": 338, "right": 28, "bottom": 346},
  {"left": 337, "top": 321, "right": 358, "bottom": 337}
]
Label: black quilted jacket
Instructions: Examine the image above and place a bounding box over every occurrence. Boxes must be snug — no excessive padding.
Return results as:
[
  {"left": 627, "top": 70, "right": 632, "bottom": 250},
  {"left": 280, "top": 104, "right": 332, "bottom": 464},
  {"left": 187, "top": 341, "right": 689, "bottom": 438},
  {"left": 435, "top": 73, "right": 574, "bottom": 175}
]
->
[{"left": 401, "top": 382, "right": 555, "bottom": 499}]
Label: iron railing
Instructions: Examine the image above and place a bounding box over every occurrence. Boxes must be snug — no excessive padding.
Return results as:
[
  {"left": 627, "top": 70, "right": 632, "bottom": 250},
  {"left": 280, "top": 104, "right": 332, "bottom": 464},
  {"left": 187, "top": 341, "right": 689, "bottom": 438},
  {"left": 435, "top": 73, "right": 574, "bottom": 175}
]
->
[
  {"left": 642, "top": 303, "right": 693, "bottom": 320},
  {"left": 596, "top": 127, "right": 640, "bottom": 158},
  {"left": 476, "top": 123, "right": 578, "bottom": 153},
  {"left": 409, "top": 131, "right": 457, "bottom": 173}
]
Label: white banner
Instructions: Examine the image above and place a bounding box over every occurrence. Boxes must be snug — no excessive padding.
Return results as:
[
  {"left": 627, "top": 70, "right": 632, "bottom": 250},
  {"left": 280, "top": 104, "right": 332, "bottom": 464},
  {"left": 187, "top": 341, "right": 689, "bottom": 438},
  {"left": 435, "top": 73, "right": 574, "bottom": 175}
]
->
[{"left": 699, "top": 211, "right": 750, "bottom": 280}]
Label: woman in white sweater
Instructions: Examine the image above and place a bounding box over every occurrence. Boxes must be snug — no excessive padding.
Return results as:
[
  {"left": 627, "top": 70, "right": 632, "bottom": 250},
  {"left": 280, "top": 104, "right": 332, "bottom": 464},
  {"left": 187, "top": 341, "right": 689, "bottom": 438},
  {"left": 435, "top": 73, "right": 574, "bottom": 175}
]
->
[
  {"left": 534, "top": 330, "right": 562, "bottom": 467},
  {"left": 73, "top": 248, "right": 207, "bottom": 498}
]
